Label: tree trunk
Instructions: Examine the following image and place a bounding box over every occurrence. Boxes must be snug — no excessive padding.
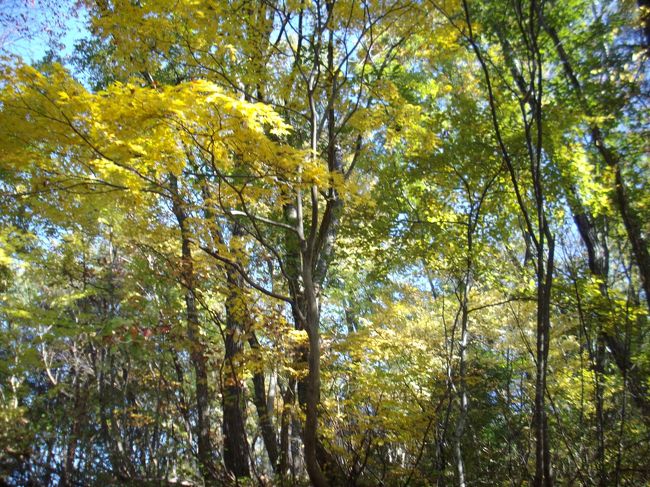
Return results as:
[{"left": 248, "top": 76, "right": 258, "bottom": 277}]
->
[
  {"left": 454, "top": 286, "right": 469, "bottom": 487},
  {"left": 222, "top": 223, "right": 251, "bottom": 479},
  {"left": 300, "top": 261, "right": 329, "bottom": 487},
  {"left": 170, "top": 176, "right": 216, "bottom": 484},
  {"left": 61, "top": 369, "right": 86, "bottom": 487},
  {"left": 533, "top": 236, "right": 554, "bottom": 487},
  {"left": 278, "top": 377, "right": 295, "bottom": 482},
  {"left": 249, "top": 333, "right": 279, "bottom": 470}
]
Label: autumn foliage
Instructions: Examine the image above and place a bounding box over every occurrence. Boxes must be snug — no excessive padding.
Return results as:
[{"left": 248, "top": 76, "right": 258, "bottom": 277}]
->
[{"left": 0, "top": 1, "right": 648, "bottom": 486}]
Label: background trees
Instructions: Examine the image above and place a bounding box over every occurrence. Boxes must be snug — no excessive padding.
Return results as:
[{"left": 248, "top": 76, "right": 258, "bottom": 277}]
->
[{"left": 0, "top": 0, "right": 648, "bottom": 486}]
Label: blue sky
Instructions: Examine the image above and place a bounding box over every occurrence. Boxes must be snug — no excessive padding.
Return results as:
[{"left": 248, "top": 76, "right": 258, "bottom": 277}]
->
[{"left": 0, "top": 0, "right": 90, "bottom": 64}]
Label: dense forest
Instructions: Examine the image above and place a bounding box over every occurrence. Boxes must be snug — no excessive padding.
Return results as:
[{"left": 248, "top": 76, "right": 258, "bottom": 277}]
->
[{"left": 0, "top": 0, "right": 649, "bottom": 485}]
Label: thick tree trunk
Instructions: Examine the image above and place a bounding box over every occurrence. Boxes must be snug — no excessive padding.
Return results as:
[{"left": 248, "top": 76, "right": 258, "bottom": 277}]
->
[
  {"left": 186, "top": 284, "right": 215, "bottom": 484},
  {"left": 222, "top": 223, "right": 251, "bottom": 479},
  {"left": 195, "top": 183, "right": 252, "bottom": 478},
  {"left": 170, "top": 177, "right": 216, "bottom": 484},
  {"left": 611, "top": 165, "right": 650, "bottom": 307}
]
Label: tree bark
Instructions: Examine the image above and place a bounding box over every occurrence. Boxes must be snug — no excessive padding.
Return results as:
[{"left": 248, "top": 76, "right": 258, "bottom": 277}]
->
[
  {"left": 249, "top": 333, "right": 280, "bottom": 470},
  {"left": 533, "top": 235, "right": 554, "bottom": 487},
  {"left": 61, "top": 368, "right": 86, "bottom": 487},
  {"left": 170, "top": 176, "right": 216, "bottom": 484},
  {"left": 278, "top": 377, "right": 296, "bottom": 482},
  {"left": 222, "top": 223, "right": 251, "bottom": 479},
  {"left": 300, "top": 259, "right": 329, "bottom": 487}
]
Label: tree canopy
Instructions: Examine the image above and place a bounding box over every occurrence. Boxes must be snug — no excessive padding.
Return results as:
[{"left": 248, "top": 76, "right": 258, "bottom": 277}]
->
[{"left": 0, "top": 0, "right": 648, "bottom": 486}]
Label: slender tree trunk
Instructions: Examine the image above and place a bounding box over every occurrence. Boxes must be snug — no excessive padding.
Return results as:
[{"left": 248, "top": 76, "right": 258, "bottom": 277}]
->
[
  {"left": 594, "top": 338, "right": 607, "bottom": 487},
  {"left": 454, "top": 259, "right": 470, "bottom": 487},
  {"left": 171, "top": 353, "right": 195, "bottom": 453},
  {"left": 249, "top": 333, "right": 279, "bottom": 470},
  {"left": 98, "top": 352, "right": 133, "bottom": 481},
  {"left": 278, "top": 377, "right": 295, "bottom": 483},
  {"left": 454, "top": 301, "right": 468, "bottom": 487},
  {"left": 300, "top": 260, "right": 329, "bottom": 487},
  {"left": 435, "top": 421, "right": 449, "bottom": 486},
  {"left": 61, "top": 368, "right": 86, "bottom": 487},
  {"left": 533, "top": 235, "right": 554, "bottom": 487}
]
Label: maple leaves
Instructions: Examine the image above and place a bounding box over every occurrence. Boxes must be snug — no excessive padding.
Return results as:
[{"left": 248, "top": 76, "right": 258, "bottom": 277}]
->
[{"left": 0, "top": 61, "right": 315, "bottom": 216}]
